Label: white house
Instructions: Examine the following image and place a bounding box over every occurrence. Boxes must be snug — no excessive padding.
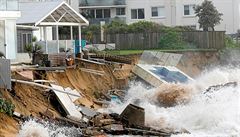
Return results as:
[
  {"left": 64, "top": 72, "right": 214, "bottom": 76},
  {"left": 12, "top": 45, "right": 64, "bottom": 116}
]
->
[
  {"left": 16, "top": 1, "right": 89, "bottom": 62},
  {"left": 0, "top": 0, "right": 21, "bottom": 59}
]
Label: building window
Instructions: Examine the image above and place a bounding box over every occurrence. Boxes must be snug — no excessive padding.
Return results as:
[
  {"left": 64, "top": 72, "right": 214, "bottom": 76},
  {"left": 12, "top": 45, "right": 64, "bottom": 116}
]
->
[
  {"left": 116, "top": 8, "right": 125, "bottom": 16},
  {"left": 151, "top": 6, "right": 165, "bottom": 17},
  {"left": 104, "top": 9, "right": 110, "bottom": 18},
  {"left": 88, "top": 9, "right": 111, "bottom": 19},
  {"left": 184, "top": 5, "right": 195, "bottom": 16},
  {"left": 131, "top": 8, "right": 145, "bottom": 19}
]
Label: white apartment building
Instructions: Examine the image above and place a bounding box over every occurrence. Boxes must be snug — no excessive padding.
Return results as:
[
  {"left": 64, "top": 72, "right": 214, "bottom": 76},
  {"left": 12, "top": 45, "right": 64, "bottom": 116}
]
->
[
  {"left": 126, "top": 0, "right": 240, "bottom": 34},
  {"left": 76, "top": 0, "right": 240, "bottom": 34},
  {"left": 0, "top": 0, "right": 21, "bottom": 59}
]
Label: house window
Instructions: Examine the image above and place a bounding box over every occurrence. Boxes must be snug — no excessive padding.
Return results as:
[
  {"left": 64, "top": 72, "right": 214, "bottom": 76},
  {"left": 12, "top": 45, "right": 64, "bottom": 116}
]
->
[
  {"left": 104, "top": 9, "right": 110, "bottom": 18},
  {"left": 184, "top": 5, "right": 195, "bottom": 16},
  {"left": 116, "top": 8, "right": 125, "bottom": 16},
  {"left": 88, "top": 9, "right": 95, "bottom": 18},
  {"left": 152, "top": 6, "right": 165, "bottom": 17},
  {"left": 19, "top": 33, "right": 32, "bottom": 53},
  {"left": 131, "top": 8, "right": 145, "bottom": 19},
  {"left": 96, "top": 9, "right": 103, "bottom": 18}
]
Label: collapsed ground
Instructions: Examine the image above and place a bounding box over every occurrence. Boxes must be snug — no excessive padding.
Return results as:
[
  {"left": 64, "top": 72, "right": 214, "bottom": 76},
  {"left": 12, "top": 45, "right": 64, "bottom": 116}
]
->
[{"left": 0, "top": 51, "right": 220, "bottom": 136}]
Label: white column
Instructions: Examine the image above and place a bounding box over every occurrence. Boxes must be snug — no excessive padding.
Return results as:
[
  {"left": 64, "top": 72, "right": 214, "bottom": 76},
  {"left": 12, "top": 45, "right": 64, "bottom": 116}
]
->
[
  {"left": 78, "top": 25, "right": 81, "bottom": 54},
  {"left": 56, "top": 25, "right": 59, "bottom": 54},
  {"left": 70, "top": 26, "right": 73, "bottom": 40}
]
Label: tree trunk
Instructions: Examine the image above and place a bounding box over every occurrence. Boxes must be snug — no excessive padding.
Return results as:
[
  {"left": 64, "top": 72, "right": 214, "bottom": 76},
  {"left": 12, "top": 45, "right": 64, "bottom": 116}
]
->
[
  {"left": 212, "top": 27, "right": 215, "bottom": 31},
  {"left": 203, "top": 27, "right": 208, "bottom": 31}
]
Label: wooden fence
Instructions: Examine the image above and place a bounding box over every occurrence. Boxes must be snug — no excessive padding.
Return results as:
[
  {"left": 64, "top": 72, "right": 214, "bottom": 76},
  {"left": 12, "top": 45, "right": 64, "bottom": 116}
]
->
[{"left": 82, "top": 31, "right": 225, "bottom": 50}]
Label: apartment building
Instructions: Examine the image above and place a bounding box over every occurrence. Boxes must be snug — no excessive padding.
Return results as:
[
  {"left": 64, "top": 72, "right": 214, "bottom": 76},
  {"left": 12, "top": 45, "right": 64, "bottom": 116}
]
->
[
  {"left": 0, "top": 0, "right": 21, "bottom": 59},
  {"left": 126, "top": 0, "right": 240, "bottom": 34}
]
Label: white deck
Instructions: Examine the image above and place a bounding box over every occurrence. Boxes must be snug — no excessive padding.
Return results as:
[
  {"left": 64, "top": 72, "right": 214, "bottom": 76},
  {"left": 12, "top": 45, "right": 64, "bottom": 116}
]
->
[{"left": 51, "top": 84, "right": 82, "bottom": 120}]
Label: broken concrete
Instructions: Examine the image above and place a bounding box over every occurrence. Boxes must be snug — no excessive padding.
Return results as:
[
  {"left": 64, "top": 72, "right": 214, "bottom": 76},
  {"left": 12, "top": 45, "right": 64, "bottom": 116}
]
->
[
  {"left": 120, "top": 104, "right": 145, "bottom": 127},
  {"left": 50, "top": 84, "right": 82, "bottom": 121}
]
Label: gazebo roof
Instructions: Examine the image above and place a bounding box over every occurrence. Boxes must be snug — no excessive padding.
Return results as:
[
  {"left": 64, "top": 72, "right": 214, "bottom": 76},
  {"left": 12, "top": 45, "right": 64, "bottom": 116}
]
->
[{"left": 17, "top": 1, "right": 89, "bottom": 26}]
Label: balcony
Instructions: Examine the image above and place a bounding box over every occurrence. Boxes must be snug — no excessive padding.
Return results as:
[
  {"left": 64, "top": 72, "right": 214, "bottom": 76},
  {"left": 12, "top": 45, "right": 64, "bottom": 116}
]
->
[
  {"left": 79, "top": 0, "right": 126, "bottom": 7},
  {"left": 88, "top": 17, "right": 126, "bottom": 24}
]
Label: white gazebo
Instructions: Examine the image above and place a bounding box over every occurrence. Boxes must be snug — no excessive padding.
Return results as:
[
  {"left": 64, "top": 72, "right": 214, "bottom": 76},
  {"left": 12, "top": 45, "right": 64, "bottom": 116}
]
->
[{"left": 17, "top": 1, "right": 89, "bottom": 54}]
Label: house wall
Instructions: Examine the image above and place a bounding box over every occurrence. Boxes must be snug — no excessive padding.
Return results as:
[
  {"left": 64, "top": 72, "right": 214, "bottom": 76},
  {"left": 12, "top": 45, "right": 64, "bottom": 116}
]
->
[
  {"left": 0, "top": 11, "right": 20, "bottom": 59},
  {"left": 5, "top": 19, "right": 18, "bottom": 59},
  {"left": 0, "top": 21, "right": 5, "bottom": 57}
]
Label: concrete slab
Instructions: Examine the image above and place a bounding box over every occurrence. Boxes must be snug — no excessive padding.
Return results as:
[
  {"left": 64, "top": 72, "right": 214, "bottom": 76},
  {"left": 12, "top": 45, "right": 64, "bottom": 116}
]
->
[
  {"left": 65, "top": 87, "right": 81, "bottom": 102},
  {"left": 51, "top": 84, "right": 82, "bottom": 120},
  {"left": 139, "top": 51, "right": 182, "bottom": 66}
]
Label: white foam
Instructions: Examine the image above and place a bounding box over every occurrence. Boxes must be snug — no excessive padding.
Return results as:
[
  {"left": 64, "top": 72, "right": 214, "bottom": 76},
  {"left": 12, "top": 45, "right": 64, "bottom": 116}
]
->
[
  {"left": 18, "top": 119, "right": 82, "bottom": 137},
  {"left": 105, "top": 67, "right": 240, "bottom": 137}
]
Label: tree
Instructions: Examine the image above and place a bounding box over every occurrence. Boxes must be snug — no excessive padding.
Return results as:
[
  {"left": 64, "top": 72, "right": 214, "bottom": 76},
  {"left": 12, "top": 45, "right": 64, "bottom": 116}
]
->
[{"left": 194, "top": 0, "right": 223, "bottom": 31}]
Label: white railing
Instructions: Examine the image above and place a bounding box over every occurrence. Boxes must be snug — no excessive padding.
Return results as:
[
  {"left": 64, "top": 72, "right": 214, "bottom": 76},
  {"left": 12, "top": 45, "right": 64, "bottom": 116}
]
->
[{"left": 36, "top": 40, "right": 75, "bottom": 54}]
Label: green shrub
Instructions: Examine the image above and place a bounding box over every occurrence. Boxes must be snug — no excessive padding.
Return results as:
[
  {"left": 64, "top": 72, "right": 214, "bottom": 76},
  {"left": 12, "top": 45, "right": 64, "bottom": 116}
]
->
[
  {"left": 104, "top": 21, "right": 128, "bottom": 33},
  {"left": 158, "top": 30, "right": 186, "bottom": 49},
  {"left": 225, "top": 36, "right": 239, "bottom": 48},
  {"left": 82, "top": 25, "right": 101, "bottom": 35},
  {"left": 0, "top": 98, "right": 15, "bottom": 116}
]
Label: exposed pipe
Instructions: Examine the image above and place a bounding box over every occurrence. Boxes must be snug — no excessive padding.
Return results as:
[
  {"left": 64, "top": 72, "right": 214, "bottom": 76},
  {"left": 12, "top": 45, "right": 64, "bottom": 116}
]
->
[{"left": 11, "top": 79, "right": 81, "bottom": 97}]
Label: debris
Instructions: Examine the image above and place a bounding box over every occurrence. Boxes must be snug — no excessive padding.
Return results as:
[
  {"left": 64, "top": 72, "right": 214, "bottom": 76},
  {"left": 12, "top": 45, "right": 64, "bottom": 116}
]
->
[
  {"left": 106, "top": 124, "right": 124, "bottom": 131},
  {"left": 93, "top": 99, "right": 110, "bottom": 107},
  {"left": 125, "top": 127, "right": 171, "bottom": 136},
  {"left": 50, "top": 84, "right": 82, "bottom": 121},
  {"left": 23, "top": 67, "right": 66, "bottom": 71},
  {"left": 11, "top": 79, "right": 81, "bottom": 97},
  {"left": 65, "top": 55, "right": 74, "bottom": 66},
  {"left": 16, "top": 71, "right": 33, "bottom": 81},
  {"left": 77, "top": 105, "right": 98, "bottom": 118},
  {"left": 13, "top": 111, "right": 22, "bottom": 119},
  {"left": 79, "top": 68, "right": 105, "bottom": 76},
  {"left": 120, "top": 104, "right": 145, "bottom": 127},
  {"left": 90, "top": 54, "right": 132, "bottom": 64},
  {"left": 75, "top": 58, "right": 105, "bottom": 65},
  {"left": 204, "top": 81, "right": 238, "bottom": 94},
  {"left": 33, "top": 80, "right": 55, "bottom": 83},
  {"left": 64, "top": 87, "right": 81, "bottom": 102}
]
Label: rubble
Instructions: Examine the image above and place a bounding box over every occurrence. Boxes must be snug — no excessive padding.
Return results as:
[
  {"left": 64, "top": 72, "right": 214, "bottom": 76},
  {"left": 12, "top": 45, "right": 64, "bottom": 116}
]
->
[{"left": 120, "top": 104, "right": 145, "bottom": 127}]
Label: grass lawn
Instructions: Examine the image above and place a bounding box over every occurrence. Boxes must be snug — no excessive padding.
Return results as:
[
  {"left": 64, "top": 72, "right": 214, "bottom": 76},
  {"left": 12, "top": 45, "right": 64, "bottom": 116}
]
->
[{"left": 105, "top": 49, "right": 218, "bottom": 55}]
